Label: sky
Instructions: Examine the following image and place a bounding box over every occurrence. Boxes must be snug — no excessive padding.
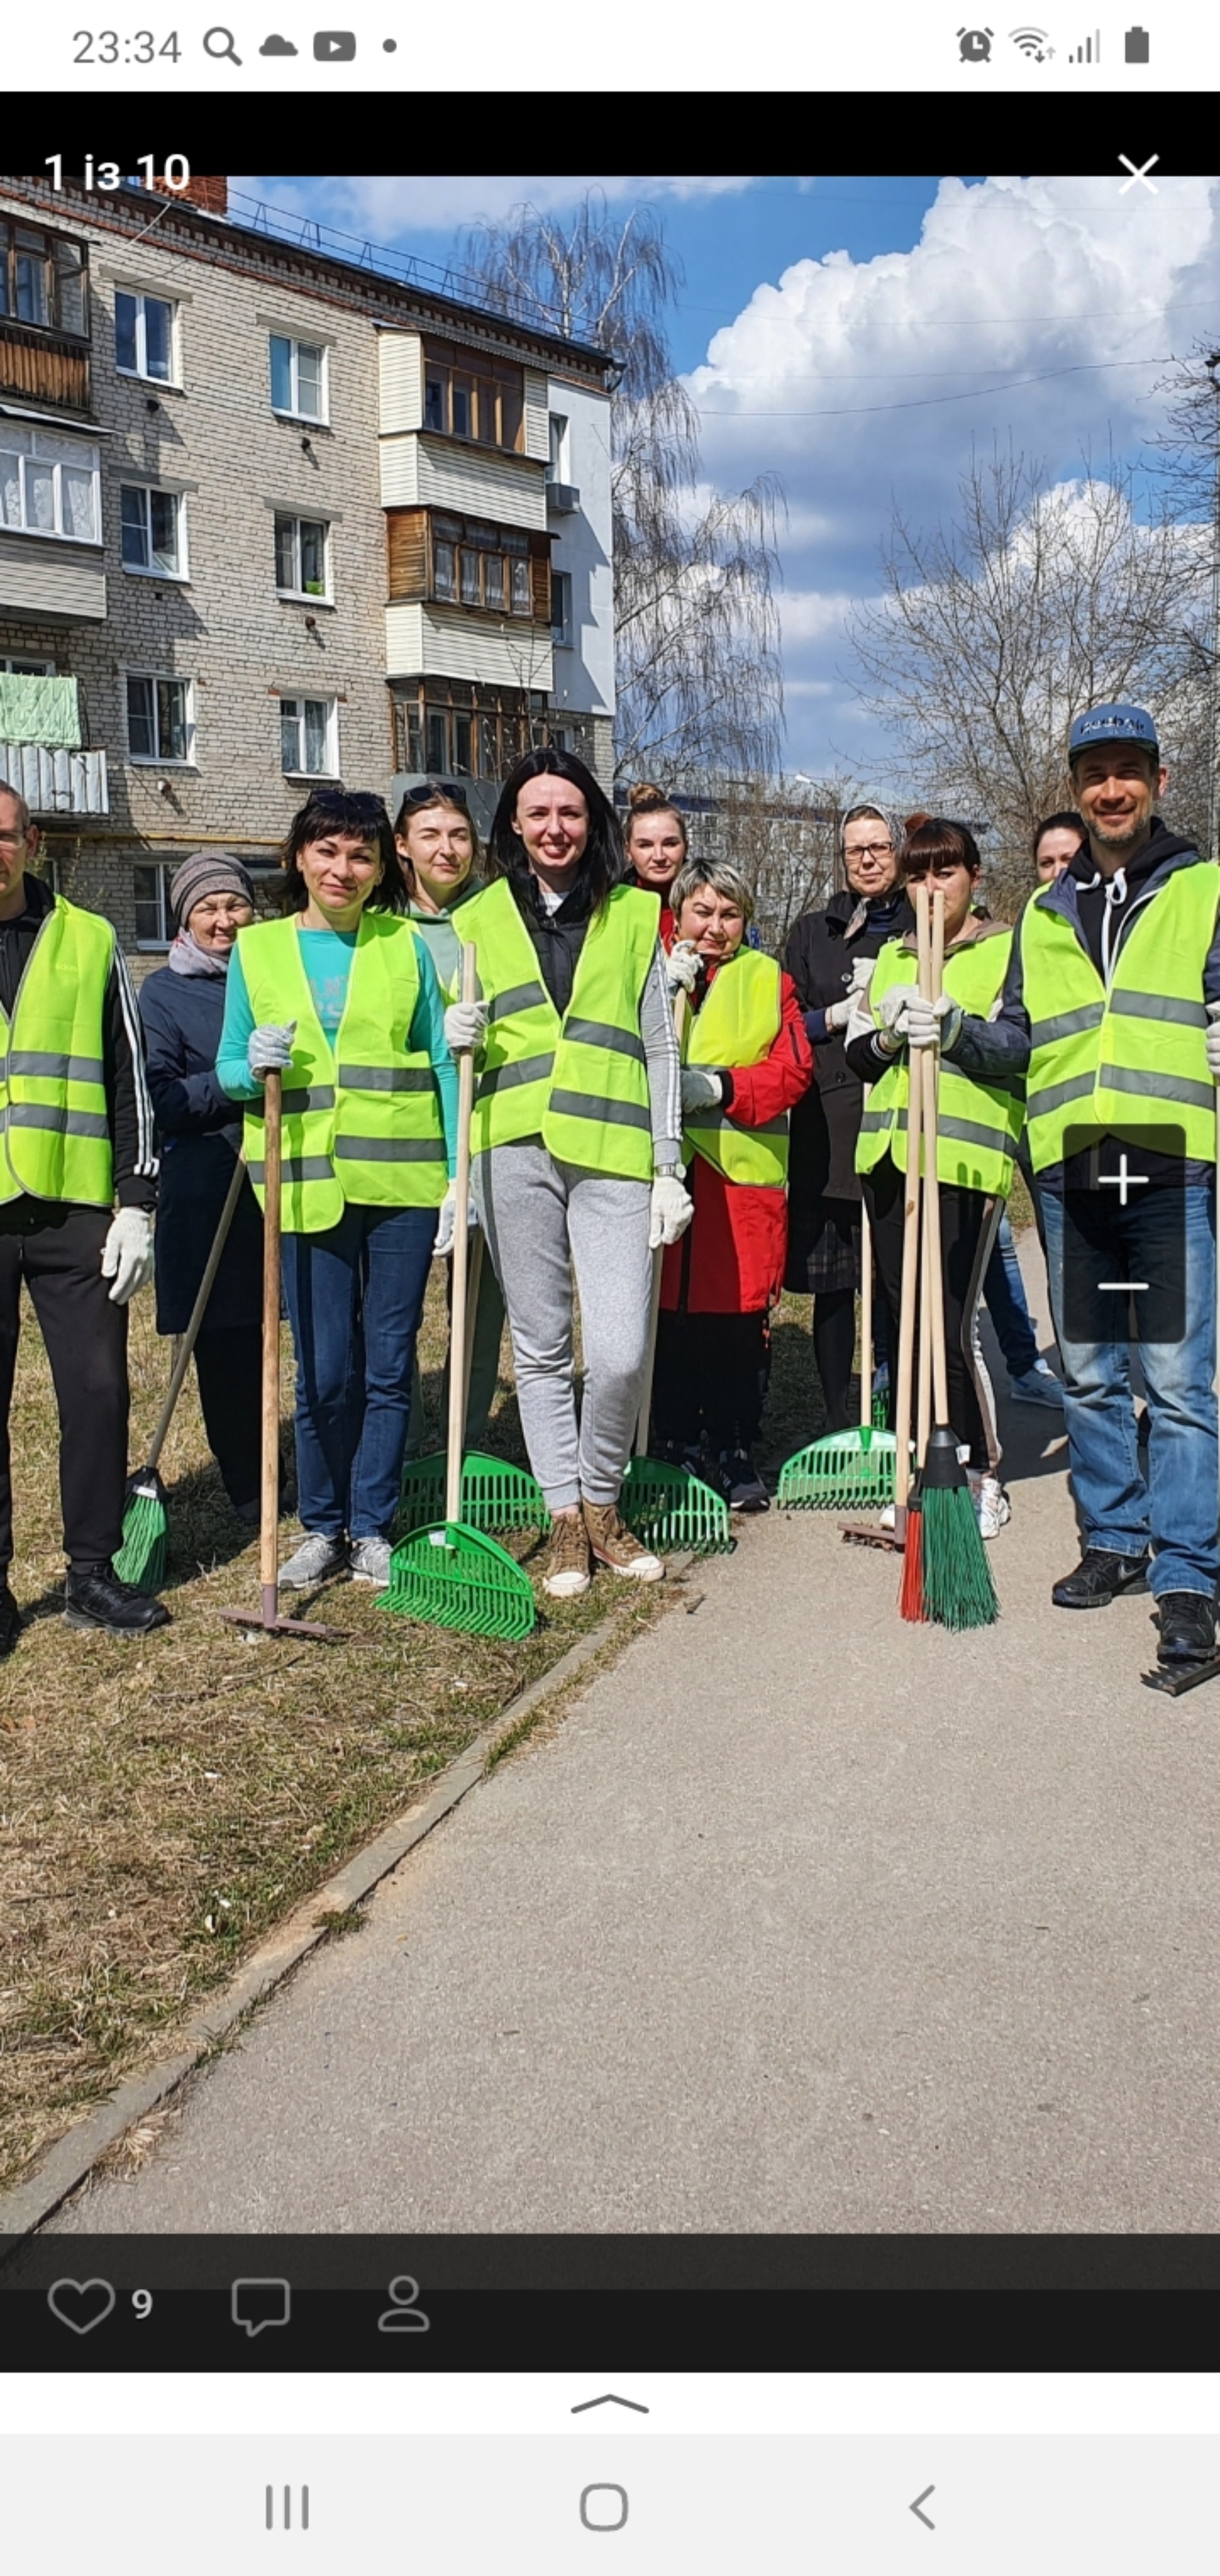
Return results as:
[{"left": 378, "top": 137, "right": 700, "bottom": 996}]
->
[{"left": 241, "top": 172, "right": 1220, "bottom": 791}]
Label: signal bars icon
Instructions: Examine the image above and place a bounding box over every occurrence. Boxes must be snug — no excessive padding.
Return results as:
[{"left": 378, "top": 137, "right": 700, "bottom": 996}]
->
[
  {"left": 1067, "top": 25, "right": 1101, "bottom": 52},
  {"left": 1010, "top": 23, "right": 1054, "bottom": 52}
]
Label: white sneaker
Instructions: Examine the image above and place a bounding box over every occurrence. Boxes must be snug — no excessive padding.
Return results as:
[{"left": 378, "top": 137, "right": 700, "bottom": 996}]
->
[
  {"left": 1009, "top": 1362, "right": 1065, "bottom": 1410},
  {"left": 349, "top": 1537, "right": 393, "bottom": 1586},
  {"left": 972, "top": 1474, "right": 1012, "bottom": 1539},
  {"left": 278, "top": 1532, "right": 348, "bottom": 1589}
]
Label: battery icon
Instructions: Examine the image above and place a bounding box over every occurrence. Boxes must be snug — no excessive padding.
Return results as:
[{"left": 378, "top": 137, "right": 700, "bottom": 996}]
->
[{"left": 1124, "top": 23, "right": 1149, "bottom": 56}]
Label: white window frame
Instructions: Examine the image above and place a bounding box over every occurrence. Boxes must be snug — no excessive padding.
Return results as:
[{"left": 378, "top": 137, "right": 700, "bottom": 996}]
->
[
  {"left": 0, "top": 426, "right": 101, "bottom": 545},
  {"left": 0, "top": 653, "right": 54, "bottom": 674},
  {"left": 551, "top": 568, "right": 573, "bottom": 648},
  {"left": 114, "top": 287, "right": 177, "bottom": 386},
  {"left": 547, "top": 413, "right": 569, "bottom": 482},
  {"left": 280, "top": 693, "right": 338, "bottom": 779},
  {"left": 125, "top": 670, "right": 196, "bottom": 767},
  {"left": 274, "top": 512, "right": 331, "bottom": 603},
  {"left": 119, "top": 482, "right": 187, "bottom": 580},
  {"left": 132, "top": 857, "right": 174, "bottom": 951},
  {"left": 269, "top": 334, "right": 329, "bottom": 426}
]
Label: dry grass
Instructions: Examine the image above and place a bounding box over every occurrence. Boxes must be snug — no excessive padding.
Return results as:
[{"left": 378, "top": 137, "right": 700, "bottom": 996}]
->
[{"left": 0, "top": 1274, "right": 679, "bottom": 2197}]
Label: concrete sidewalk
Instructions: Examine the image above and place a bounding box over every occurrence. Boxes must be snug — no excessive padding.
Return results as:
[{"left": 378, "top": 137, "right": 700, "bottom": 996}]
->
[{"left": 55, "top": 1256, "right": 1220, "bottom": 2234}]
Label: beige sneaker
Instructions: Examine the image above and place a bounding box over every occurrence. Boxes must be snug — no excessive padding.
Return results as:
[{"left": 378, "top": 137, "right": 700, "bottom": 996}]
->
[
  {"left": 541, "top": 1511, "right": 592, "bottom": 1600},
  {"left": 583, "top": 1499, "right": 665, "bottom": 1583}
]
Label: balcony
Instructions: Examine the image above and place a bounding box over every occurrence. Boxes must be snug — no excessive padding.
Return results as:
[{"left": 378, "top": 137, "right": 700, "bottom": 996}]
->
[{"left": 0, "top": 740, "right": 108, "bottom": 815}]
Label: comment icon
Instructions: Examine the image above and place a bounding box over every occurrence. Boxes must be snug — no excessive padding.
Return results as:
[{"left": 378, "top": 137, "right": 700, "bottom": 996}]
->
[{"left": 232, "top": 2277, "right": 292, "bottom": 2337}]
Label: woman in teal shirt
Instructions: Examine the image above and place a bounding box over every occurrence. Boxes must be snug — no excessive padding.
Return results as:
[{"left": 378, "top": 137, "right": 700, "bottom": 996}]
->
[{"left": 218, "top": 788, "right": 458, "bottom": 1591}]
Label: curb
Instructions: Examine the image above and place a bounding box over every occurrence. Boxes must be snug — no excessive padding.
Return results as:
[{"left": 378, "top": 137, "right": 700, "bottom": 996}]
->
[{"left": 0, "top": 1550, "right": 698, "bottom": 2241}]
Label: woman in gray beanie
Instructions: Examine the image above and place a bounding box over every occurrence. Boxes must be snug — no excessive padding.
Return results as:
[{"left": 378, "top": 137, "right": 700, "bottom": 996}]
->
[{"left": 137, "top": 852, "right": 268, "bottom": 1523}]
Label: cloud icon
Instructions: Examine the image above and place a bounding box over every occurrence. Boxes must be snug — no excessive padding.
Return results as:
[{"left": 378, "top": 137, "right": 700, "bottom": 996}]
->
[{"left": 259, "top": 30, "right": 298, "bottom": 48}]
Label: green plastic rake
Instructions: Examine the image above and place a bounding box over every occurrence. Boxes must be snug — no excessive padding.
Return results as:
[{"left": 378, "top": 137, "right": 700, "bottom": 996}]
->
[
  {"left": 621, "top": 1211, "right": 733, "bottom": 1558},
  {"left": 398, "top": 1449, "right": 550, "bottom": 1539},
  {"left": 778, "top": 1120, "right": 898, "bottom": 1509}
]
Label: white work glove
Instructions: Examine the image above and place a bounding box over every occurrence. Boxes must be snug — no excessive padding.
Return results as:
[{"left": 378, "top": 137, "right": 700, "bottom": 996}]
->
[
  {"left": 849, "top": 953, "right": 878, "bottom": 993},
  {"left": 247, "top": 1021, "right": 295, "bottom": 1079},
  {"left": 1206, "top": 1001, "right": 1220, "bottom": 1077},
  {"left": 905, "top": 992, "right": 964, "bottom": 1052},
  {"left": 665, "top": 939, "right": 702, "bottom": 996},
  {"left": 444, "top": 998, "right": 489, "bottom": 1054},
  {"left": 874, "top": 983, "right": 912, "bottom": 1054},
  {"left": 433, "top": 1182, "right": 479, "bottom": 1258},
  {"left": 649, "top": 1171, "right": 693, "bottom": 1250},
  {"left": 824, "top": 994, "right": 854, "bottom": 1032},
  {"left": 100, "top": 1207, "right": 154, "bottom": 1305},
  {"left": 681, "top": 1067, "right": 722, "bottom": 1111}
]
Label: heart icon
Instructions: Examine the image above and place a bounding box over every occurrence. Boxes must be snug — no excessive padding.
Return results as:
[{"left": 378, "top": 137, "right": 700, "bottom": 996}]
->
[{"left": 47, "top": 2278, "right": 117, "bottom": 2335}]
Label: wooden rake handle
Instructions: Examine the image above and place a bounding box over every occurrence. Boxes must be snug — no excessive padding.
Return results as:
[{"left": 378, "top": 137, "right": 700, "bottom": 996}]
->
[
  {"left": 893, "top": 957, "right": 923, "bottom": 1516},
  {"left": 144, "top": 1147, "right": 248, "bottom": 1475},
  {"left": 260, "top": 1066, "right": 283, "bottom": 1611},
  {"left": 445, "top": 942, "right": 478, "bottom": 1527},
  {"left": 634, "top": 983, "right": 688, "bottom": 1456},
  {"left": 918, "top": 883, "right": 951, "bottom": 1429}
]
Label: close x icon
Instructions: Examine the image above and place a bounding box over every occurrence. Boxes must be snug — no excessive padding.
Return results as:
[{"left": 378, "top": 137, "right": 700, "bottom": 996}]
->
[{"left": 1060, "top": 1123, "right": 1188, "bottom": 1346}]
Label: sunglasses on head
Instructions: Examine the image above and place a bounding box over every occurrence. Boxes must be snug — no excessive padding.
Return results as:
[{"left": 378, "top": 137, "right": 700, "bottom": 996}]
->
[
  {"left": 305, "top": 789, "right": 389, "bottom": 823},
  {"left": 400, "top": 779, "right": 470, "bottom": 810}
]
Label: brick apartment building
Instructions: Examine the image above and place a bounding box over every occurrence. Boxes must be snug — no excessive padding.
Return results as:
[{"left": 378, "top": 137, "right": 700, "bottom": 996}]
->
[{"left": 0, "top": 174, "right": 614, "bottom": 964}]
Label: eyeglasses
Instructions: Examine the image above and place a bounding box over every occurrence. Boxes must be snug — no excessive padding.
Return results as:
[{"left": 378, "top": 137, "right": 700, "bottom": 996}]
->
[
  {"left": 399, "top": 779, "right": 470, "bottom": 810},
  {"left": 844, "top": 840, "right": 893, "bottom": 860}
]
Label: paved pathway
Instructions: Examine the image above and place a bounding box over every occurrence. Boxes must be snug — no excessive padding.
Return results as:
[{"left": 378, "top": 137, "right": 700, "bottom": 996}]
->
[{"left": 56, "top": 1250, "right": 1220, "bottom": 2233}]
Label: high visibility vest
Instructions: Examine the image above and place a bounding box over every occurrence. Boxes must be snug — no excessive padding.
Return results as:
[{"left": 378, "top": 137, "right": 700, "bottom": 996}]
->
[
  {"left": 857, "top": 930, "right": 1022, "bottom": 1196},
  {"left": 1021, "top": 860, "right": 1220, "bottom": 1172},
  {"left": 0, "top": 896, "right": 114, "bottom": 1208},
  {"left": 682, "top": 948, "right": 787, "bottom": 1187},
  {"left": 461, "top": 878, "right": 659, "bottom": 1182},
  {"left": 236, "top": 913, "right": 448, "bottom": 1231}
]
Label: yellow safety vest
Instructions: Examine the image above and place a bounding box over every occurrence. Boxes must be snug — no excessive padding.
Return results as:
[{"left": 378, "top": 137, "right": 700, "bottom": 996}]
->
[
  {"left": 0, "top": 896, "right": 114, "bottom": 1207},
  {"left": 237, "top": 913, "right": 448, "bottom": 1232},
  {"left": 856, "top": 930, "right": 1023, "bottom": 1196},
  {"left": 1021, "top": 859, "right": 1220, "bottom": 1171},
  {"left": 461, "top": 878, "right": 659, "bottom": 1182},
  {"left": 682, "top": 948, "right": 787, "bottom": 1187}
]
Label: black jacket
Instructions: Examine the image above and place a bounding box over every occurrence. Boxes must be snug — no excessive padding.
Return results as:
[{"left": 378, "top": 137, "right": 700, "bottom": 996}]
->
[
  {"left": 139, "top": 964, "right": 264, "bottom": 1335},
  {"left": 0, "top": 873, "right": 157, "bottom": 1229},
  {"left": 783, "top": 885, "right": 915, "bottom": 1207}
]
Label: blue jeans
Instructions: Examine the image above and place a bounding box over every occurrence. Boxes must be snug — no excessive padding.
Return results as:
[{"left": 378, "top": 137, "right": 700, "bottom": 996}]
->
[
  {"left": 281, "top": 1201, "right": 438, "bottom": 1541},
  {"left": 1041, "top": 1182, "right": 1218, "bottom": 1599},
  {"left": 983, "top": 1210, "right": 1040, "bottom": 1379}
]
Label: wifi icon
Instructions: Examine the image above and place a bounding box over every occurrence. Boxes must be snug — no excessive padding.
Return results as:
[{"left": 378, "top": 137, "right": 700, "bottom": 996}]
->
[{"left": 1010, "top": 21, "right": 1054, "bottom": 50}]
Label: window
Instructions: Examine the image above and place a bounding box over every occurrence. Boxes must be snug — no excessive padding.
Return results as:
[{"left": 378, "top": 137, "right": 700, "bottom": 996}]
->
[
  {"left": 0, "top": 654, "right": 53, "bottom": 674},
  {"left": 396, "top": 683, "right": 547, "bottom": 786},
  {"left": 280, "top": 695, "right": 336, "bottom": 777},
  {"left": 426, "top": 514, "right": 538, "bottom": 618},
  {"left": 133, "top": 860, "right": 173, "bottom": 947},
  {"left": 547, "top": 414, "right": 569, "bottom": 482},
  {"left": 126, "top": 673, "right": 193, "bottom": 764},
  {"left": 115, "top": 289, "right": 175, "bottom": 383},
  {"left": 274, "top": 514, "right": 329, "bottom": 598},
  {"left": 121, "top": 484, "right": 183, "bottom": 576},
  {"left": 270, "top": 334, "right": 327, "bottom": 423},
  {"left": 421, "top": 337, "right": 523, "bottom": 451},
  {"left": 510, "top": 561, "right": 531, "bottom": 615},
  {"left": 551, "top": 569, "right": 573, "bottom": 648},
  {"left": 0, "top": 221, "right": 87, "bottom": 336},
  {"left": 0, "top": 425, "right": 100, "bottom": 542}
]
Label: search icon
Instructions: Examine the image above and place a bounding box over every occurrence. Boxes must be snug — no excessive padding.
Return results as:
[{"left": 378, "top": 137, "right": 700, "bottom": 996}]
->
[{"left": 203, "top": 24, "right": 242, "bottom": 58}]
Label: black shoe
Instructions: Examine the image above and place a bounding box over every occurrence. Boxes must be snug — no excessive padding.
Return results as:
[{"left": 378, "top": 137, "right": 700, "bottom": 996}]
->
[
  {"left": 64, "top": 1564, "right": 171, "bottom": 1637},
  {"left": 1051, "top": 1548, "right": 1149, "bottom": 1609},
  {"left": 231, "top": 1497, "right": 261, "bottom": 1529},
  {"left": 1155, "top": 1591, "right": 1219, "bottom": 1666},
  {"left": 0, "top": 1582, "right": 21, "bottom": 1656},
  {"left": 722, "top": 1450, "right": 771, "bottom": 1513}
]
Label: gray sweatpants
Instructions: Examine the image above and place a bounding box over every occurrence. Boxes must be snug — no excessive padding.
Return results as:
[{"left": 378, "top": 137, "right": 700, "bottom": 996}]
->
[{"left": 475, "top": 1141, "right": 653, "bottom": 1511}]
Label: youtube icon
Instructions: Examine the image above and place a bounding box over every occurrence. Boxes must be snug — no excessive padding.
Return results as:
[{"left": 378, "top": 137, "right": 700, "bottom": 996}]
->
[{"left": 312, "top": 27, "right": 356, "bottom": 54}]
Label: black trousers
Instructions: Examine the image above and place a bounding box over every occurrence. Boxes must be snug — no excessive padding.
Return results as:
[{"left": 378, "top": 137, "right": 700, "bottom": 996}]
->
[
  {"left": 861, "top": 1154, "right": 1001, "bottom": 1474},
  {"left": 0, "top": 1203, "right": 128, "bottom": 1574},
  {"left": 651, "top": 1309, "right": 769, "bottom": 1455},
  {"left": 194, "top": 1325, "right": 264, "bottom": 1511}
]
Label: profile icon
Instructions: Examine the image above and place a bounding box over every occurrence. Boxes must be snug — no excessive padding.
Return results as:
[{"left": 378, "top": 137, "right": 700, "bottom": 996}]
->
[{"left": 377, "top": 2275, "right": 430, "bottom": 2333}]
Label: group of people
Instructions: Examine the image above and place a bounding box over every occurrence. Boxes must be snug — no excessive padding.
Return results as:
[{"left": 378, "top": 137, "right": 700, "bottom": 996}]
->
[{"left": 0, "top": 697, "right": 1216, "bottom": 1677}]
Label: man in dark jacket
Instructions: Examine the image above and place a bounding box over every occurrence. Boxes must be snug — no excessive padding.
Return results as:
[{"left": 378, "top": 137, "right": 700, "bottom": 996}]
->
[
  {"left": 940, "top": 704, "right": 1219, "bottom": 1670},
  {"left": 0, "top": 783, "right": 166, "bottom": 1647},
  {"left": 783, "top": 804, "right": 914, "bottom": 1430}
]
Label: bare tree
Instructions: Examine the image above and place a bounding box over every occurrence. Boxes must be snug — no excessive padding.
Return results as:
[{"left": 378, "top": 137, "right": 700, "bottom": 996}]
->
[
  {"left": 462, "top": 190, "right": 785, "bottom": 784},
  {"left": 1150, "top": 343, "right": 1220, "bottom": 859},
  {"left": 848, "top": 446, "right": 1210, "bottom": 907}
]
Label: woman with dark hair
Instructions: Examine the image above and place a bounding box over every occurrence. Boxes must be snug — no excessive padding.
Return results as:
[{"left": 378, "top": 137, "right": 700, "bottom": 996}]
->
[
  {"left": 217, "top": 789, "right": 458, "bottom": 1590},
  {"left": 1033, "top": 808, "right": 1087, "bottom": 885},
  {"left": 845, "top": 817, "right": 1024, "bottom": 1537},
  {"left": 624, "top": 781, "right": 688, "bottom": 946},
  {"left": 447, "top": 747, "right": 690, "bottom": 1600}
]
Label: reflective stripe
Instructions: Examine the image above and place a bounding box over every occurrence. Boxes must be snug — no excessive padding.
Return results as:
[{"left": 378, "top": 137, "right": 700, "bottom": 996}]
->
[
  {"left": 334, "top": 1135, "right": 447, "bottom": 1162},
  {"left": 3, "top": 1103, "right": 109, "bottom": 1140},
  {"left": 563, "top": 1014, "right": 647, "bottom": 1065},
  {"left": 1027, "top": 1071, "right": 1099, "bottom": 1119},
  {"left": 6, "top": 1048, "right": 105, "bottom": 1082},
  {"left": 1107, "top": 990, "right": 1209, "bottom": 1030},
  {"left": 280, "top": 1084, "right": 336, "bottom": 1115},
  {"left": 335, "top": 1064, "right": 435, "bottom": 1093},
  {"left": 489, "top": 981, "right": 547, "bottom": 1023},
  {"left": 548, "top": 1086, "right": 653, "bottom": 1133},
  {"left": 858, "top": 1105, "right": 891, "bottom": 1132},
  {"left": 938, "top": 1112, "right": 1015, "bottom": 1157},
  {"left": 684, "top": 1107, "right": 789, "bottom": 1137},
  {"left": 1027, "top": 1004, "right": 1104, "bottom": 1047},
  {"left": 1101, "top": 1063, "right": 1215, "bottom": 1112},
  {"left": 477, "top": 1052, "right": 555, "bottom": 1099},
  {"left": 248, "top": 1155, "right": 334, "bottom": 1185}
]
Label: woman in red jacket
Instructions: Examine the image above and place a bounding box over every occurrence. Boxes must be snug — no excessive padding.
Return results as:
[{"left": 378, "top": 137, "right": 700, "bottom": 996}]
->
[{"left": 651, "top": 860, "right": 813, "bottom": 1509}]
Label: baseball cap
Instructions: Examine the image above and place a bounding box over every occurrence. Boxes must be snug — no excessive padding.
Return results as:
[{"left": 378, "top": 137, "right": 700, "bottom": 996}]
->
[{"left": 1068, "top": 703, "right": 1160, "bottom": 763}]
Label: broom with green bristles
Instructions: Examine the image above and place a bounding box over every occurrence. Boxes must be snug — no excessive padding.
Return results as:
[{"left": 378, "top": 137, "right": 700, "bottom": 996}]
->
[
  {"left": 911, "top": 881, "right": 998, "bottom": 1632},
  {"left": 114, "top": 1150, "right": 249, "bottom": 1591}
]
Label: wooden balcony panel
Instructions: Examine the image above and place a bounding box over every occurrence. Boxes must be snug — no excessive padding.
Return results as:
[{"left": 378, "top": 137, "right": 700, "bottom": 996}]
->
[{"left": 0, "top": 323, "right": 91, "bottom": 414}]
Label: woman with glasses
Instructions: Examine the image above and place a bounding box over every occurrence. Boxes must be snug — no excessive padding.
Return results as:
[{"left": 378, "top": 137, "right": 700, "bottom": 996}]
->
[
  {"left": 782, "top": 804, "right": 914, "bottom": 1433},
  {"left": 217, "top": 789, "right": 458, "bottom": 1590},
  {"left": 138, "top": 850, "right": 266, "bottom": 1523},
  {"left": 845, "top": 817, "right": 1024, "bottom": 1537},
  {"left": 446, "top": 747, "right": 691, "bottom": 1602}
]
